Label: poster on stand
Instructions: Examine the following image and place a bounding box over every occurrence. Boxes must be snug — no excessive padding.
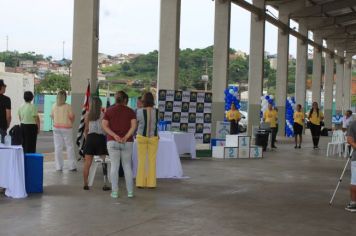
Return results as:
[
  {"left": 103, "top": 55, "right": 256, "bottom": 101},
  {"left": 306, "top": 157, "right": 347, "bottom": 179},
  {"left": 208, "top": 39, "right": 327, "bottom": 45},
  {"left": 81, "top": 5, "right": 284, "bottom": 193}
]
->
[{"left": 158, "top": 90, "right": 212, "bottom": 144}]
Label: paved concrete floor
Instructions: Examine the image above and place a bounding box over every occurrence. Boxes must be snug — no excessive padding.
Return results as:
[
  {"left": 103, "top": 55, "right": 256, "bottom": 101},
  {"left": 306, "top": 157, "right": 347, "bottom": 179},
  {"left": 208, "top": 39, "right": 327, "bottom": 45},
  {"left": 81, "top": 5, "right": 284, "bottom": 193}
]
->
[{"left": 1, "top": 136, "right": 356, "bottom": 236}]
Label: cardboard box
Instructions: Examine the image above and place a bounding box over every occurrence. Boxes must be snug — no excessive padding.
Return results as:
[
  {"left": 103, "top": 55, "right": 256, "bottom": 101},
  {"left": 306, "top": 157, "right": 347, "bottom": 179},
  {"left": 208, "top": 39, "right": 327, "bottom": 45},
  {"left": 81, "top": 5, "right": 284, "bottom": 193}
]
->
[
  {"left": 212, "top": 146, "right": 224, "bottom": 159},
  {"left": 226, "top": 135, "right": 239, "bottom": 147},
  {"left": 238, "top": 148, "right": 250, "bottom": 159},
  {"left": 238, "top": 136, "right": 251, "bottom": 149},
  {"left": 224, "top": 147, "right": 238, "bottom": 159},
  {"left": 250, "top": 145, "right": 263, "bottom": 158},
  {"left": 211, "top": 138, "right": 226, "bottom": 148}
]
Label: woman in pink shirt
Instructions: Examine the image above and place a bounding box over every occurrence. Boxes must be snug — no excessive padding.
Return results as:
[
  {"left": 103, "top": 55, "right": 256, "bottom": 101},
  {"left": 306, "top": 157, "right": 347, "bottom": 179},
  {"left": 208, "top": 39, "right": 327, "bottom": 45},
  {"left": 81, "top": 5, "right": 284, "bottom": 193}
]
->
[{"left": 51, "top": 90, "right": 77, "bottom": 171}]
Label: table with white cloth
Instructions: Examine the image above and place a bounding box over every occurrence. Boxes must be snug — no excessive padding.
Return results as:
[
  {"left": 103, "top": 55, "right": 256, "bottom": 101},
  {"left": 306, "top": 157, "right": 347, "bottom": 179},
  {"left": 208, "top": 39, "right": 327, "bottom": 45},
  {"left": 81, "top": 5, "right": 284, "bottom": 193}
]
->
[
  {"left": 0, "top": 145, "right": 27, "bottom": 198},
  {"left": 158, "top": 131, "right": 196, "bottom": 159},
  {"left": 132, "top": 137, "right": 183, "bottom": 178}
]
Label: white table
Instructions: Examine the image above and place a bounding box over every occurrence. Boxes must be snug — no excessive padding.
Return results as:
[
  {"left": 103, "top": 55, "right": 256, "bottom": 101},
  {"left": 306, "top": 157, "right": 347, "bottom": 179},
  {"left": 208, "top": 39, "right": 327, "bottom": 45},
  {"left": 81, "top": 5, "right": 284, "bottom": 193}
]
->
[
  {"left": 132, "top": 137, "right": 183, "bottom": 178},
  {"left": 0, "top": 145, "right": 27, "bottom": 198},
  {"left": 159, "top": 131, "right": 196, "bottom": 159}
]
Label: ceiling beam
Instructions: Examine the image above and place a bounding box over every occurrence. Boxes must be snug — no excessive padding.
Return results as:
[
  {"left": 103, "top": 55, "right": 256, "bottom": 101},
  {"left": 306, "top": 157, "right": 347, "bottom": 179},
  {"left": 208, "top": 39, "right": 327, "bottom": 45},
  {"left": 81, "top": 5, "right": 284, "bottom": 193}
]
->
[
  {"left": 231, "top": 0, "right": 344, "bottom": 60},
  {"left": 291, "top": 0, "right": 356, "bottom": 18},
  {"left": 331, "top": 40, "right": 356, "bottom": 49},
  {"left": 307, "top": 12, "right": 356, "bottom": 30},
  {"left": 314, "top": 23, "right": 356, "bottom": 38}
]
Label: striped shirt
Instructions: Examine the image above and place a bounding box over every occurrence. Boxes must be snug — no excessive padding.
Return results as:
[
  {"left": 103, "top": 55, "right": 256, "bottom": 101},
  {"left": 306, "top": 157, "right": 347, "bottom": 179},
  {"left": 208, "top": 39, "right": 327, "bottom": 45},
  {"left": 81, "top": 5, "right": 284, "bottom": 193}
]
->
[{"left": 136, "top": 108, "right": 158, "bottom": 137}]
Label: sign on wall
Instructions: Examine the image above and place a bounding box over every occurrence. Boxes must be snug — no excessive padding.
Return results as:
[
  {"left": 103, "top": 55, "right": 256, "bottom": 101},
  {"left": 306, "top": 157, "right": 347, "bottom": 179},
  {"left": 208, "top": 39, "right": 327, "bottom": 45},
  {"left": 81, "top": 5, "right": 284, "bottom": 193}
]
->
[{"left": 158, "top": 90, "right": 212, "bottom": 144}]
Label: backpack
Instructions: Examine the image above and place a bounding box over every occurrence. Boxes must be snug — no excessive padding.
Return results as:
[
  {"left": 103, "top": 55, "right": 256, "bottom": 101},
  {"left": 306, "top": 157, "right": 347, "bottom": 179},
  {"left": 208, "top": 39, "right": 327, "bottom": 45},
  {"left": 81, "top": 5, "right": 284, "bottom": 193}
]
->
[{"left": 9, "top": 125, "right": 23, "bottom": 145}]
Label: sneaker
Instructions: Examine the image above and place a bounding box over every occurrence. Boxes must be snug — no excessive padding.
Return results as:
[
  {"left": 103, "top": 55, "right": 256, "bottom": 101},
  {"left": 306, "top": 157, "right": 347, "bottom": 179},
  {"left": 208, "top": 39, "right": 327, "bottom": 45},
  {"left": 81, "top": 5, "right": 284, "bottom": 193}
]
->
[
  {"left": 272, "top": 146, "right": 277, "bottom": 149},
  {"left": 128, "top": 192, "right": 134, "bottom": 198},
  {"left": 294, "top": 145, "right": 298, "bottom": 149},
  {"left": 83, "top": 186, "right": 89, "bottom": 190},
  {"left": 111, "top": 191, "right": 119, "bottom": 198},
  {"left": 69, "top": 168, "right": 77, "bottom": 172},
  {"left": 345, "top": 204, "right": 356, "bottom": 212}
]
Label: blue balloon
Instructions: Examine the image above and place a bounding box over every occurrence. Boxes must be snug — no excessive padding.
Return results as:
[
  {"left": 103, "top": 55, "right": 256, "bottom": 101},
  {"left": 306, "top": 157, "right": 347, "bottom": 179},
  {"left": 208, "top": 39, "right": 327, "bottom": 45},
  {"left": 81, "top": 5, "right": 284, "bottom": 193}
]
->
[{"left": 265, "top": 95, "right": 270, "bottom": 100}]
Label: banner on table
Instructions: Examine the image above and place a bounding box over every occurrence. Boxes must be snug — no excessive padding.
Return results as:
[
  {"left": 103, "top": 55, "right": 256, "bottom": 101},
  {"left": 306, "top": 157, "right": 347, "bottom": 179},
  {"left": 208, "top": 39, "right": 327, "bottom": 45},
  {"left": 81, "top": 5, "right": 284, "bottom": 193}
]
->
[{"left": 158, "top": 90, "right": 212, "bottom": 144}]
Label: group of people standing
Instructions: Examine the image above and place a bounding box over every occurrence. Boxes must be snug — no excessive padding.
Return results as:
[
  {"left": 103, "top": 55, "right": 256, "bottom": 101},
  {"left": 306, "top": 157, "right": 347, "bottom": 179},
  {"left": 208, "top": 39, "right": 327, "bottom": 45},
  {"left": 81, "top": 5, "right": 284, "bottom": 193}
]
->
[
  {"left": 51, "top": 90, "right": 159, "bottom": 198},
  {"left": 0, "top": 79, "right": 40, "bottom": 153},
  {"left": 1, "top": 80, "right": 160, "bottom": 198},
  {"left": 224, "top": 98, "right": 327, "bottom": 150}
]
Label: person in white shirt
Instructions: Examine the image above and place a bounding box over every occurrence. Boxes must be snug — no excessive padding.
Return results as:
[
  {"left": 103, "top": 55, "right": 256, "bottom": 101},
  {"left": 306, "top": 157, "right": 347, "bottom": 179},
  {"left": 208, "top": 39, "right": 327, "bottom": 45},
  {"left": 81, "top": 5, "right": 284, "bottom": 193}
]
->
[{"left": 343, "top": 110, "right": 353, "bottom": 132}]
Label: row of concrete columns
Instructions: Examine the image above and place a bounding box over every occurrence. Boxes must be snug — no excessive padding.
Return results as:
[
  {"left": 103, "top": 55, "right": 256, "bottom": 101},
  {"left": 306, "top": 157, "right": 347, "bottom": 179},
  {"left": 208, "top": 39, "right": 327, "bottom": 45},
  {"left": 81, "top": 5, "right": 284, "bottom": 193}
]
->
[{"left": 70, "top": 0, "right": 354, "bottom": 144}]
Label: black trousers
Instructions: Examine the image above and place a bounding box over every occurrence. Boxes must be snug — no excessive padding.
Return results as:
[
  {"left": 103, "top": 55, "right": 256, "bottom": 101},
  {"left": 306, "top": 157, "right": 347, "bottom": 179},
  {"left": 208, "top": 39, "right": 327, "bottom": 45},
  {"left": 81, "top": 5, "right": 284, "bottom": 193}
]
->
[
  {"left": 271, "top": 127, "right": 277, "bottom": 147},
  {"left": 0, "top": 128, "right": 6, "bottom": 143},
  {"left": 309, "top": 123, "right": 321, "bottom": 147},
  {"left": 21, "top": 124, "right": 38, "bottom": 153},
  {"left": 230, "top": 121, "right": 239, "bottom": 135}
]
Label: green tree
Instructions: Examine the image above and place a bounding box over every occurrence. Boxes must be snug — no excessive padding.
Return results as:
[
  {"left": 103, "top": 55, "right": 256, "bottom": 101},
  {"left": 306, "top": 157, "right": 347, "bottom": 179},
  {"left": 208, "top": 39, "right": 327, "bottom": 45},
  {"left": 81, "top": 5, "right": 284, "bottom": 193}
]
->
[{"left": 35, "top": 73, "right": 70, "bottom": 94}]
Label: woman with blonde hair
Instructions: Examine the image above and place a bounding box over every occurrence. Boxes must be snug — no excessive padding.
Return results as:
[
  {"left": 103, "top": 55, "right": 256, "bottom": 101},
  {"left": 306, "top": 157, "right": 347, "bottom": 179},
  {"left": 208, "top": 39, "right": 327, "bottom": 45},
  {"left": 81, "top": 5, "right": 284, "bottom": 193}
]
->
[
  {"left": 51, "top": 90, "right": 77, "bottom": 171},
  {"left": 82, "top": 97, "right": 108, "bottom": 190}
]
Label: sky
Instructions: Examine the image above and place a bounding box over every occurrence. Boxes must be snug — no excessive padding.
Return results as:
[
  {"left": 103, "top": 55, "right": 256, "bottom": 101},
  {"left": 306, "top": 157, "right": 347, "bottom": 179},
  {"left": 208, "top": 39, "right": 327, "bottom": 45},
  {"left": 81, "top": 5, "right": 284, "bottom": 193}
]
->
[{"left": 0, "top": 0, "right": 299, "bottom": 60}]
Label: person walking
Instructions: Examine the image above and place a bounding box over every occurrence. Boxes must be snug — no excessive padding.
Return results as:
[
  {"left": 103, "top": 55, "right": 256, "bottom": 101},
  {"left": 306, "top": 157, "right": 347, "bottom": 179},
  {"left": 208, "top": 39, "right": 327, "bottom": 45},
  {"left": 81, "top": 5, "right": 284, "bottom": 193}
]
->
[
  {"left": 18, "top": 91, "right": 40, "bottom": 153},
  {"left": 345, "top": 120, "right": 356, "bottom": 212},
  {"left": 82, "top": 97, "right": 108, "bottom": 190},
  {"left": 51, "top": 90, "right": 77, "bottom": 171},
  {"left": 136, "top": 92, "right": 159, "bottom": 188},
  {"left": 102, "top": 91, "right": 136, "bottom": 198},
  {"left": 263, "top": 103, "right": 278, "bottom": 149},
  {"left": 293, "top": 104, "right": 304, "bottom": 149},
  {"left": 0, "top": 79, "right": 11, "bottom": 143},
  {"left": 308, "top": 102, "right": 324, "bottom": 149},
  {"left": 225, "top": 103, "right": 241, "bottom": 134}
]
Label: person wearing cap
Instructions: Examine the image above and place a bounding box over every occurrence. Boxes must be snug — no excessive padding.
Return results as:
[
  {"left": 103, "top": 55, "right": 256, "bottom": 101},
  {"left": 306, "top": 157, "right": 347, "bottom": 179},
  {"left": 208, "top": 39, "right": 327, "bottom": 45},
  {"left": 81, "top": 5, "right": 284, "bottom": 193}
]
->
[{"left": 0, "top": 79, "right": 11, "bottom": 142}]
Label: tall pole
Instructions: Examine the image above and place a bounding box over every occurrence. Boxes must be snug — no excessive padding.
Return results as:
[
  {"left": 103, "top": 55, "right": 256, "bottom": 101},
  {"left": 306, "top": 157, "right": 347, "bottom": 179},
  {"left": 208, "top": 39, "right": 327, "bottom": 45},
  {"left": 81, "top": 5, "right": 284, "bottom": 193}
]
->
[
  {"left": 6, "top": 35, "right": 8, "bottom": 51},
  {"left": 62, "top": 41, "right": 65, "bottom": 59}
]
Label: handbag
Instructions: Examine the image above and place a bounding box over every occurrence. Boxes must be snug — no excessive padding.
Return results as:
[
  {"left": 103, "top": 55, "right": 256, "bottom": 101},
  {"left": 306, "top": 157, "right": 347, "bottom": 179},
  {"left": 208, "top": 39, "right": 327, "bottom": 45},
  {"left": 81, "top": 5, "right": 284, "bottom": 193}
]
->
[{"left": 9, "top": 125, "right": 23, "bottom": 145}]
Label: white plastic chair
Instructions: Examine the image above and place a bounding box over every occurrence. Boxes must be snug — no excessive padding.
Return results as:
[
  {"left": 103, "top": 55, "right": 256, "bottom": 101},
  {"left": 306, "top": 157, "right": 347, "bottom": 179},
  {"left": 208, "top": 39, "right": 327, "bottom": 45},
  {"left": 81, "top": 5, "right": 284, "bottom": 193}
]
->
[
  {"left": 326, "top": 130, "right": 344, "bottom": 157},
  {"left": 88, "top": 156, "right": 111, "bottom": 186}
]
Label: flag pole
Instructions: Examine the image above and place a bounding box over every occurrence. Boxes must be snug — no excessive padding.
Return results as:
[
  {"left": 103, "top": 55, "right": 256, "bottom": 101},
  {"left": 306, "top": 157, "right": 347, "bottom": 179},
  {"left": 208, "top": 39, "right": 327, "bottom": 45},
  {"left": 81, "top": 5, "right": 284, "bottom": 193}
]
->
[{"left": 76, "top": 79, "right": 90, "bottom": 160}]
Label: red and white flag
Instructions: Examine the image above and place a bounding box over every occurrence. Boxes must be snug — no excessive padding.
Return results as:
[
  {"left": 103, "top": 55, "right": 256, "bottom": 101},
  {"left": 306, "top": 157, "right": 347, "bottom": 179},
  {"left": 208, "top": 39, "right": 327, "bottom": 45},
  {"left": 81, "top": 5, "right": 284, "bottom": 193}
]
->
[{"left": 76, "top": 81, "right": 90, "bottom": 158}]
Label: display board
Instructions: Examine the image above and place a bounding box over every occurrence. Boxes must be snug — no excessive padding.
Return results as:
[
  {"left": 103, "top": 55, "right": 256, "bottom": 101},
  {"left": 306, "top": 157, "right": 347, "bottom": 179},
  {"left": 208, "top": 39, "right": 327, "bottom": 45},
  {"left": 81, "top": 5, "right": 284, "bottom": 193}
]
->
[{"left": 158, "top": 90, "right": 212, "bottom": 144}]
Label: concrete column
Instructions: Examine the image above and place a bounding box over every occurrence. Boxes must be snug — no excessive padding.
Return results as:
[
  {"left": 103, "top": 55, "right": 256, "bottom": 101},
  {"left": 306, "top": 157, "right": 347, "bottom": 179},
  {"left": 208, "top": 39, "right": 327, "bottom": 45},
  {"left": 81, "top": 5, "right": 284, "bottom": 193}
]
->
[
  {"left": 323, "top": 42, "right": 334, "bottom": 129},
  {"left": 311, "top": 34, "right": 323, "bottom": 105},
  {"left": 343, "top": 53, "right": 353, "bottom": 111},
  {"left": 71, "top": 0, "right": 100, "bottom": 158},
  {"left": 335, "top": 47, "right": 344, "bottom": 114},
  {"left": 211, "top": 0, "right": 231, "bottom": 137},
  {"left": 295, "top": 21, "right": 308, "bottom": 110},
  {"left": 275, "top": 10, "right": 289, "bottom": 137},
  {"left": 247, "top": 0, "right": 265, "bottom": 136},
  {"left": 157, "top": 0, "right": 181, "bottom": 90}
]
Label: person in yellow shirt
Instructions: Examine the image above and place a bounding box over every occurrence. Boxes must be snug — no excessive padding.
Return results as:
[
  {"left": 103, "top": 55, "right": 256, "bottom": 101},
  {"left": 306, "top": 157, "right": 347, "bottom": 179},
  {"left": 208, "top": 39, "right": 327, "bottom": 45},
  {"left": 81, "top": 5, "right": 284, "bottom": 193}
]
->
[
  {"left": 263, "top": 103, "right": 278, "bottom": 149},
  {"left": 226, "top": 103, "right": 241, "bottom": 134},
  {"left": 293, "top": 104, "right": 304, "bottom": 149},
  {"left": 308, "top": 102, "right": 324, "bottom": 149}
]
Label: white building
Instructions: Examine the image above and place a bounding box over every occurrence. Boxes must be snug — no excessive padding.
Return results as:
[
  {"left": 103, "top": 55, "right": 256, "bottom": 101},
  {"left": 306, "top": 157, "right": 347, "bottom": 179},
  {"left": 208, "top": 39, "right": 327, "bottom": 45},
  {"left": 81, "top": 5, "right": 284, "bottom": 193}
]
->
[{"left": 0, "top": 62, "right": 35, "bottom": 128}]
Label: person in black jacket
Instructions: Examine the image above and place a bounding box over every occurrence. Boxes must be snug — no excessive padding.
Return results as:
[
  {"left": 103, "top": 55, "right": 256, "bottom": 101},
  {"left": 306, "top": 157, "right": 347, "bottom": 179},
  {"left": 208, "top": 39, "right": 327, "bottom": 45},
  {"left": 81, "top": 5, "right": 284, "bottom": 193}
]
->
[{"left": 0, "top": 80, "right": 11, "bottom": 143}]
